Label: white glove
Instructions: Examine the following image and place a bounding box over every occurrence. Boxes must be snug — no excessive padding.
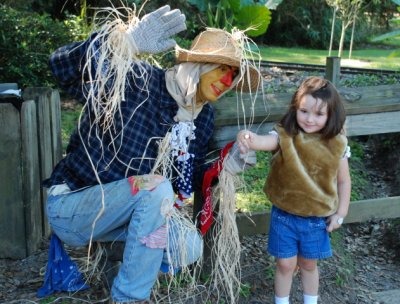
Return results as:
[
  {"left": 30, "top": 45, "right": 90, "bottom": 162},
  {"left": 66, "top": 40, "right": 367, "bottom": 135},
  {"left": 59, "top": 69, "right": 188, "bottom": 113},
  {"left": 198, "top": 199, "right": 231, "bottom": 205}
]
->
[
  {"left": 224, "top": 142, "right": 257, "bottom": 175},
  {"left": 127, "top": 5, "right": 186, "bottom": 54}
]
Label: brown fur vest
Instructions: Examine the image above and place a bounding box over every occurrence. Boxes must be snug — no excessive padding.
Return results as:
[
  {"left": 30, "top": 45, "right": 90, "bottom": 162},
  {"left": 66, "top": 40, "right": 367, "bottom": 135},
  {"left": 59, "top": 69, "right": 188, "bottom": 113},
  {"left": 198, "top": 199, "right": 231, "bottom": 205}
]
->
[{"left": 264, "top": 126, "right": 347, "bottom": 217}]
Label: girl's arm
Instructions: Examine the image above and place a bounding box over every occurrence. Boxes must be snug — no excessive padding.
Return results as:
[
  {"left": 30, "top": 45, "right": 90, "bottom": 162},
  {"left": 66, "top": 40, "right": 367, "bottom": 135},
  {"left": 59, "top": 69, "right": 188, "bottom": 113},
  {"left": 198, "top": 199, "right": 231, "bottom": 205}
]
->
[
  {"left": 326, "top": 157, "right": 351, "bottom": 232},
  {"left": 237, "top": 130, "right": 279, "bottom": 153}
]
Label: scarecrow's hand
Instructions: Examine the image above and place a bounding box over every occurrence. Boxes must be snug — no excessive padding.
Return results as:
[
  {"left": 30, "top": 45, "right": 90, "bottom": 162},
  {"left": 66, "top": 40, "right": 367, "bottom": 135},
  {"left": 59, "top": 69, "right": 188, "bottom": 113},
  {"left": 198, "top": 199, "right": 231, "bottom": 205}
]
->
[
  {"left": 128, "top": 5, "right": 186, "bottom": 54},
  {"left": 224, "top": 142, "right": 257, "bottom": 175}
]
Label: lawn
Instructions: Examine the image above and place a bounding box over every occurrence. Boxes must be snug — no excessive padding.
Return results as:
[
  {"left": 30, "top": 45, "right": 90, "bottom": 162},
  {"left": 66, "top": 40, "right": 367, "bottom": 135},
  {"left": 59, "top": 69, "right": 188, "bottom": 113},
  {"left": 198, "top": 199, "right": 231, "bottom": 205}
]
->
[{"left": 256, "top": 45, "right": 400, "bottom": 70}]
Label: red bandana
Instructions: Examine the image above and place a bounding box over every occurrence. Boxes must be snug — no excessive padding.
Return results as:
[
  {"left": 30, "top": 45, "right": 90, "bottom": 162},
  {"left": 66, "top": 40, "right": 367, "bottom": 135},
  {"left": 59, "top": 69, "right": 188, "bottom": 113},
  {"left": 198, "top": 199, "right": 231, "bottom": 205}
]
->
[{"left": 200, "top": 141, "right": 234, "bottom": 235}]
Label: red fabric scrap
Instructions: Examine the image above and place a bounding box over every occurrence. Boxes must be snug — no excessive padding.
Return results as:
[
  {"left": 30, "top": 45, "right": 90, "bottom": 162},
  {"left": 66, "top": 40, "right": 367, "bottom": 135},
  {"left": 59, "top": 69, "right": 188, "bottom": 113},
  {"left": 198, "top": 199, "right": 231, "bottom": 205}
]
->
[{"left": 200, "top": 141, "right": 234, "bottom": 235}]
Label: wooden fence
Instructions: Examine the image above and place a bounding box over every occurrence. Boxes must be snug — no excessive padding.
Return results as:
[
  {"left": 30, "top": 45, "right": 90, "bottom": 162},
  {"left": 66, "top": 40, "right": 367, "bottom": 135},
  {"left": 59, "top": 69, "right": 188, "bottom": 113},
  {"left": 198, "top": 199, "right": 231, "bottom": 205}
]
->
[
  {"left": 0, "top": 85, "right": 62, "bottom": 258},
  {"left": 0, "top": 63, "right": 399, "bottom": 258}
]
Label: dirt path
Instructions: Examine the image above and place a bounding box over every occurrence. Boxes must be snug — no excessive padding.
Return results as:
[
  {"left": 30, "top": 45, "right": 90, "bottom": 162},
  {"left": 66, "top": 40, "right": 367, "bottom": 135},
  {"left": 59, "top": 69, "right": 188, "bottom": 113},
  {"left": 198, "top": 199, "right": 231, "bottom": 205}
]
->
[{"left": 1, "top": 218, "right": 399, "bottom": 303}]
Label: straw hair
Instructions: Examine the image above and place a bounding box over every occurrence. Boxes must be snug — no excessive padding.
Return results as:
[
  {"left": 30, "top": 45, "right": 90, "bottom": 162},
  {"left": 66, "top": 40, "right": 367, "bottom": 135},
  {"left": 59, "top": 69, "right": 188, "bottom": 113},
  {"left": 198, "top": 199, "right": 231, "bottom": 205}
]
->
[{"left": 176, "top": 28, "right": 261, "bottom": 92}]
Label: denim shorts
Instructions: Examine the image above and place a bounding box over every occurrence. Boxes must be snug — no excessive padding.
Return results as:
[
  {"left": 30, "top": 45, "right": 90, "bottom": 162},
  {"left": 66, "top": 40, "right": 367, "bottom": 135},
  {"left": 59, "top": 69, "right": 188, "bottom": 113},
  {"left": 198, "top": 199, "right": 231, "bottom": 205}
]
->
[{"left": 267, "top": 206, "right": 332, "bottom": 259}]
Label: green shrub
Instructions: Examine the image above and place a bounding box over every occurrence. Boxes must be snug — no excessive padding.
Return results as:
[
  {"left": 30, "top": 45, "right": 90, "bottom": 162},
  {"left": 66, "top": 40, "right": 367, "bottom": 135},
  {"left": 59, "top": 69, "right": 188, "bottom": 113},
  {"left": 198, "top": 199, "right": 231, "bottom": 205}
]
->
[{"left": 0, "top": 5, "right": 89, "bottom": 88}]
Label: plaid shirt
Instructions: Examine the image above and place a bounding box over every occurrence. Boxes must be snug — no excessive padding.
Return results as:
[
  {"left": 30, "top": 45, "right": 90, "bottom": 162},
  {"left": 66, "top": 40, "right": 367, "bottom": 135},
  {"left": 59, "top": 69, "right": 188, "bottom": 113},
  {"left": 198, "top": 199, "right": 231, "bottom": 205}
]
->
[{"left": 44, "top": 36, "right": 214, "bottom": 191}]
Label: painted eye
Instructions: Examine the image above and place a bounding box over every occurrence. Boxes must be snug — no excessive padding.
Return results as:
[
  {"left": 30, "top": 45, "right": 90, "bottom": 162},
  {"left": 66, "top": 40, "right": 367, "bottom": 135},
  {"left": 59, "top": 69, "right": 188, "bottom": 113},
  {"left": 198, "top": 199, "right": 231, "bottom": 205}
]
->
[{"left": 232, "top": 69, "right": 239, "bottom": 78}]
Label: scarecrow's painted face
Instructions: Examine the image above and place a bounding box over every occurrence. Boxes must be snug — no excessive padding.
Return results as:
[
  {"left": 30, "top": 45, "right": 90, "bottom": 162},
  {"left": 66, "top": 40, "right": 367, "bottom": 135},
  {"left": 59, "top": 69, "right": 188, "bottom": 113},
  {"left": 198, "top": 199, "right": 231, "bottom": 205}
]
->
[{"left": 197, "top": 65, "right": 238, "bottom": 103}]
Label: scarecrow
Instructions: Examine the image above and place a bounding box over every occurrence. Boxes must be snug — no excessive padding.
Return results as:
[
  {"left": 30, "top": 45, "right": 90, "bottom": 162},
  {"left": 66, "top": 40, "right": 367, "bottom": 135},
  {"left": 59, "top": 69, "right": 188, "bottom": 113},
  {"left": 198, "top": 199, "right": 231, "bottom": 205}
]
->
[{"left": 39, "top": 4, "right": 262, "bottom": 304}]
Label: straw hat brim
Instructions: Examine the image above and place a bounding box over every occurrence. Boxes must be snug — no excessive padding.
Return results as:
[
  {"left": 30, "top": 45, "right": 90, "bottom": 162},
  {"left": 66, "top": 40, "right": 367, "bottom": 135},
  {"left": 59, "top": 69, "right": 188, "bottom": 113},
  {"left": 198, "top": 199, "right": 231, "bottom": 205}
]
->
[{"left": 175, "top": 46, "right": 261, "bottom": 93}]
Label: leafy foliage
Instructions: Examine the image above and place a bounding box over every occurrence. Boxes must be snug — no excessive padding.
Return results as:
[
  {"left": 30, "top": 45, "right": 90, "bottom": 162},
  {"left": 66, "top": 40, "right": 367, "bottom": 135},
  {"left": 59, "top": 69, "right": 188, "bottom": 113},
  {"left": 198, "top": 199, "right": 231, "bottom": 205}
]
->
[
  {"left": 0, "top": 5, "right": 89, "bottom": 88},
  {"left": 188, "top": 0, "right": 271, "bottom": 37},
  {"left": 262, "top": 0, "right": 339, "bottom": 48}
]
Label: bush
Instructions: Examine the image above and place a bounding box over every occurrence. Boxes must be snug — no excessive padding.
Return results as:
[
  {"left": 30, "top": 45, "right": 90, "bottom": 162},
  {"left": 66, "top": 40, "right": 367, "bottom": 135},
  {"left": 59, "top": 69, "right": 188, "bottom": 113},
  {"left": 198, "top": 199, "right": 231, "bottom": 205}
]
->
[{"left": 0, "top": 5, "right": 89, "bottom": 88}]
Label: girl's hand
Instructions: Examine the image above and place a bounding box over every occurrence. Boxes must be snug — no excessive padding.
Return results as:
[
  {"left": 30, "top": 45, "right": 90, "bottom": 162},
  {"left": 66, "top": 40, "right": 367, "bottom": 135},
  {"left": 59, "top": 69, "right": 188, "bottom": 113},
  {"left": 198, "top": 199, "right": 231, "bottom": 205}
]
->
[
  {"left": 237, "top": 130, "right": 253, "bottom": 154},
  {"left": 326, "top": 213, "right": 344, "bottom": 232}
]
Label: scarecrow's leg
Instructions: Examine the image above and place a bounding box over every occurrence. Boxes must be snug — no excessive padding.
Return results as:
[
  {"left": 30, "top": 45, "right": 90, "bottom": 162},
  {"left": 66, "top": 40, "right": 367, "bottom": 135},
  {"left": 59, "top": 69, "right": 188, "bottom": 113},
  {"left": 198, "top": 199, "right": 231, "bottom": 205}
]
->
[
  {"left": 110, "top": 179, "right": 174, "bottom": 301},
  {"left": 46, "top": 177, "right": 174, "bottom": 301}
]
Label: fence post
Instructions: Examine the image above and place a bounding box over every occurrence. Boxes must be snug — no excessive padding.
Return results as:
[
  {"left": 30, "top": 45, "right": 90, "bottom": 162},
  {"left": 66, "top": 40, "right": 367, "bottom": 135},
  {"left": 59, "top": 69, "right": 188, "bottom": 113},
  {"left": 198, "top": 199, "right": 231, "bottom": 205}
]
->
[
  {"left": 325, "top": 56, "right": 341, "bottom": 88},
  {"left": 0, "top": 101, "right": 27, "bottom": 258},
  {"left": 0, "top": 87, "right": 62, "bottom": 258},
  {"left": 23, "top": 88, "right": 62, "bottom": 237}
]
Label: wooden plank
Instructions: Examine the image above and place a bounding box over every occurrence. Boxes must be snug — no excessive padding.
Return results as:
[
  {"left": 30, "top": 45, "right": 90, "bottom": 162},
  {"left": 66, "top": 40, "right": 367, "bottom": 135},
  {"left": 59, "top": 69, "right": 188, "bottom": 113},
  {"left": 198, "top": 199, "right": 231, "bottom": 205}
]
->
[
  {"left": 325, "top": 57, "right": 341, "bottom": 87},
  {"left": 212, "top": 92, "right": 290, "bottom": 126},
  {"left": 213, "top": 84, "right": 400, "bottom": 126},
  {"left": 210, "top": 110, "right": 400, "bottom": 150},
  {"left": 21, "top": 100, "right": 43, "bottom": 255},
  {"left": 37, "top": 93, "right": 53, "bottom": 236},
  {"left": 235, "top": 196, "right": 400, "bottom": 236},
  {"left": 49, "top": 90, "right": 63, "bottom": 165},
  {"left": 346, "top": 111, "right": 400, "bottom": 136},
  {"left": 23, "top": 87, "right": 52, "bottom": 100},
  {"left": 342, "top": 85, "right": 400, "bottom": 115},
  {"left": 0, "top": 104, "right": 26, "bottom": 258},
  {"left": 344, "top": 196, "right": 400, "bottom": 224},
  {"left": 23, "top": 88, "right": 54, "bottom": 236},
  {"left": 237, "top": 212, "right": 271, "bottom": 236},
  {"left": 210, "top": 122, "right": 275, "bottom": 150}
]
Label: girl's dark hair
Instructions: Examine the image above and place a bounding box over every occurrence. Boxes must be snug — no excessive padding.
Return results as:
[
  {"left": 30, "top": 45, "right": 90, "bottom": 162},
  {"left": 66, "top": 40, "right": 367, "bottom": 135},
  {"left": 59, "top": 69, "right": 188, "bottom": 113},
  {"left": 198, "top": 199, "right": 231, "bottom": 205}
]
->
[{"left": 279, "top": 76, "right": 346, "bottom": 139}]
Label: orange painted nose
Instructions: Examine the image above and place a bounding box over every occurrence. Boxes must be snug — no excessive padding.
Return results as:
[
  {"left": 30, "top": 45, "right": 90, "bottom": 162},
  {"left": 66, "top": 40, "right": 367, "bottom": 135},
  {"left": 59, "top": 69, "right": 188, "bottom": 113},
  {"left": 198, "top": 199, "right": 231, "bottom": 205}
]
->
[{"left": 220, "top": 69, "right": 235, "bottom": 86}]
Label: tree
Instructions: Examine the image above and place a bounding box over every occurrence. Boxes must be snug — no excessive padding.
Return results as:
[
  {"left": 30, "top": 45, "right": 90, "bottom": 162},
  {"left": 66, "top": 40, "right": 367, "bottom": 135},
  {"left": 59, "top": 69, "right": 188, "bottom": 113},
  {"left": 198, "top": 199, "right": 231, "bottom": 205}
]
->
[
  {"left": 326, "top": 0, "right": 365, "bottom": 57},
  {"left": 328, "top": 5, "right": 337, "bottom": 56},
  {"left": 348, "top": 14, "right": 357, "bottom": 59}
]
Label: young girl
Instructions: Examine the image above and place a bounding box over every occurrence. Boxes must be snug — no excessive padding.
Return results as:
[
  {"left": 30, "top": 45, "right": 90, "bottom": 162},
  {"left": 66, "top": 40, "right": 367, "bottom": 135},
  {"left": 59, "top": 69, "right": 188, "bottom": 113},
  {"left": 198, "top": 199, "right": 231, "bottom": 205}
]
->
[{"left": 237, "top": 76, "right": 351, "bottom": 304}]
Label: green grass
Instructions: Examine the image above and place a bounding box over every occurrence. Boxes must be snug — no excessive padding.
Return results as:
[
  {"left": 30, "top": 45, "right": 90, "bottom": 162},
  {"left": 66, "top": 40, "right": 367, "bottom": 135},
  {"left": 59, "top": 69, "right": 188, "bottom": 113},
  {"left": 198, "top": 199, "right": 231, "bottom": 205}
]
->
[
  {"left": 257, "top": 45, "right": 400, "bottom": 70},
  {"left": 236, "top": 151, "right": 272, "bottom": 212},
  {"left": 61, "top": 104, "right": 82, "bottom": 153}
]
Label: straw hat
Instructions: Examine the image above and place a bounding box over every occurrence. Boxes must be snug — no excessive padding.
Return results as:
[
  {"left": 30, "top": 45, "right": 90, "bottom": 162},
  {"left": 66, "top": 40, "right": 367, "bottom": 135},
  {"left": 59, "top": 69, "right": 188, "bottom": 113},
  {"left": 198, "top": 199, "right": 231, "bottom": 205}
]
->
[{"left": 175, "top": 28, "right": 261, "bottom": 92}]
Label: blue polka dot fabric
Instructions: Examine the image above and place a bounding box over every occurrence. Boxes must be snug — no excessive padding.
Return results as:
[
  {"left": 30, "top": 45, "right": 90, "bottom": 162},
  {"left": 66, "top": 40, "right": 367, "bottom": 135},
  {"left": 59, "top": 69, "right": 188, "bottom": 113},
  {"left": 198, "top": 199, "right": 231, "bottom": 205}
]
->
[{"left": 175, "top": 154, "right": 194, "bottom": 205}]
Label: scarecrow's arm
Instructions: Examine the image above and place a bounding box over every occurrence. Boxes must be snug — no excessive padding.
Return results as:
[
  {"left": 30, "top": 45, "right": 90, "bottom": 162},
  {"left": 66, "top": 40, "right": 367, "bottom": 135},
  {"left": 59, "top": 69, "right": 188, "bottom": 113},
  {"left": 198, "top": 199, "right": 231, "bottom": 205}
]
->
[
  {"left": 49, "top": 5, "right": 186, "bottom": 103},
  {"left": 127, "top": 5, "right": 186, "bottom": 55},
  {"left": 49, "top": 38, "right": 92, "bottom": 102}
]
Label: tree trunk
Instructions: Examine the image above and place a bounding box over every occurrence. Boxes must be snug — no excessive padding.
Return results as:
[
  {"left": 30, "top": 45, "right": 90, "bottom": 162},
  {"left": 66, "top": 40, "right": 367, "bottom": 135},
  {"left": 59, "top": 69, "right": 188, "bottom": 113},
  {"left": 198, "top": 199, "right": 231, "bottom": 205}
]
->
[
  {"left": 329, "top": 7, "right": 337, "bottom": 57},
  {"left": 338, "top": 20, "right": 346, "bottom": 58},
  {"left": 349, "top": 17, "right": 356, "bottom": 59}
]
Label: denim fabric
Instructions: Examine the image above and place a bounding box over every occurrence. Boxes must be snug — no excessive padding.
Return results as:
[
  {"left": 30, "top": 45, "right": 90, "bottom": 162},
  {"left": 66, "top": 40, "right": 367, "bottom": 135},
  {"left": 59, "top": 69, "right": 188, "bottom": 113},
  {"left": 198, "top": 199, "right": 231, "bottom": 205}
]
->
[
  {"left": 46, "top": 178, "right": 202, "bottom": 302},
  {"left": 267, "top": 206, "right": 332, "bottom": 260}
]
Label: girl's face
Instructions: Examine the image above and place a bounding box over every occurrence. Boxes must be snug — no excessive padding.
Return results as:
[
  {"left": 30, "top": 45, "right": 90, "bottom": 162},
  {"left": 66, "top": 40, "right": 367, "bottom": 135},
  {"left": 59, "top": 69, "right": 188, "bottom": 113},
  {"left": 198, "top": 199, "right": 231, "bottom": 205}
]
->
[
  {"left": 296, "top": 94, "right": 328, "bottom": 134},
  {"left": 197, "top": 65, "right": 238, "bottom": 103}
]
